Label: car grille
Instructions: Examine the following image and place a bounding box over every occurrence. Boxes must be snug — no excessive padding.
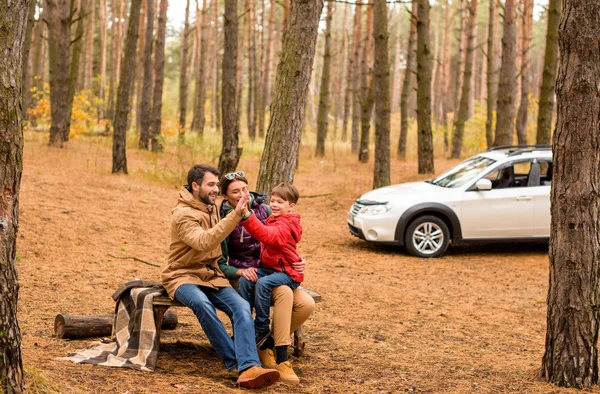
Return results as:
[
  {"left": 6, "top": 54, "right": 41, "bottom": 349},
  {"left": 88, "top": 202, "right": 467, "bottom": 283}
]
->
[{"left": 350, "top": 201, "right": 364, "bottom": 215}]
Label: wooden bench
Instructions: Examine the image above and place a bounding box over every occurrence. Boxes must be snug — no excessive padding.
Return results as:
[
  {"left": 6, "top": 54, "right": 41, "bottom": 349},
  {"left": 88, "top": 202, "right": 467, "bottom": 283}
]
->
[{"left": 152, "top": 287, "right": 321, "bottom": 357}]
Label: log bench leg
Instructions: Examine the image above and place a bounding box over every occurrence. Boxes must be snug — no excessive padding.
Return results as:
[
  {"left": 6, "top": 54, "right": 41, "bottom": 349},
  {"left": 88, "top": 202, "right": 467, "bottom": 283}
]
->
[
  {"left": 293, "top": 325, "right": 305, "bottom": 357},
  {"left": 153, "top": 305, "right": 169, "bottom": 351}
]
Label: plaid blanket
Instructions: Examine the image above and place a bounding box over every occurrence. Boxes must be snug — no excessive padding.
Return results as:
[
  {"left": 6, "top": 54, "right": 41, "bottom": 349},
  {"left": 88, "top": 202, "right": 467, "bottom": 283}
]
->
[{"left": 59, "top": 282, "right": 166, "bottom": 371}]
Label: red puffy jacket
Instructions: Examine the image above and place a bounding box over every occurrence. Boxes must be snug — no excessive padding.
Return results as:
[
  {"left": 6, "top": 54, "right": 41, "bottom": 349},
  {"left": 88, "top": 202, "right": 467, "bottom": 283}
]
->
[{"left": 240, "top": 212, "right": 304, "bottom": 282}]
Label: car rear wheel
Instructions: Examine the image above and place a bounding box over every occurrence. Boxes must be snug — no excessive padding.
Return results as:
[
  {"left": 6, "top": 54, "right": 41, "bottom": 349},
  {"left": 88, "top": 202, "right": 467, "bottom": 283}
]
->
[{"left": 404, "top": 215, "right": 450, "bottom": 258}]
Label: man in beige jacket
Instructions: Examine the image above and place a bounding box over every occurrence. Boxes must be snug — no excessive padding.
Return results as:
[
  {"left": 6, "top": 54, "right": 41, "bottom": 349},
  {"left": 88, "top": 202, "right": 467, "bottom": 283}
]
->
[{"left": 161, "top": 164, "right": 279, "bottom": 389}]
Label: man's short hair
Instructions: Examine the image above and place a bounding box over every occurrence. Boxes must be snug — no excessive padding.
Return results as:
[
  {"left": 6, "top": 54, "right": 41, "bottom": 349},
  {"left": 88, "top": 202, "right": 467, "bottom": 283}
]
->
[
  {"left": 271, "top": 183, "right": 299, "bottom": 204},
  {"left": 187, "top": 164, "right": 220, "bottom": 186}
]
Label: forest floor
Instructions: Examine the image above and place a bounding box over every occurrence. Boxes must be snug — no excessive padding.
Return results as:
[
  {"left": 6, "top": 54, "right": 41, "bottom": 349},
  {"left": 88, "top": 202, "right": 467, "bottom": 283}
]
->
[{"left": 16, "top": 131, "right": 595, "bottom": 394}]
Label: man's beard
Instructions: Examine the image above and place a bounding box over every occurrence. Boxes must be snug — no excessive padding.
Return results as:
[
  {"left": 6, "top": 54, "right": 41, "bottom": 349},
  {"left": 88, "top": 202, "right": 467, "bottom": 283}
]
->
[{"left": 198, "top": 189, "right": 216, "bottom": 205}]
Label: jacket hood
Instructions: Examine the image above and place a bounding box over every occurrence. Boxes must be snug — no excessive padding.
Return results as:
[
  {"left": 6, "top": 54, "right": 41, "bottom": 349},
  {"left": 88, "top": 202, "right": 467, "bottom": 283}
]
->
[
  {"left": 268, "top": 213, "right": 302, "bottom": 243},
  {"left": 176, "top": 186, "right": 215, "bottom": 213},
  {"left": 221, "top": 191, "right": 266, "bottom": 213}
]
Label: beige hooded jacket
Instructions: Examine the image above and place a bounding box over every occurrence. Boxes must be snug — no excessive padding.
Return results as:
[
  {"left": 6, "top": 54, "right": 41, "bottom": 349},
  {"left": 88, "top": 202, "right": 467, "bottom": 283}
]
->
[{"left": 161, "top": 187, "right": 241, "bottom": 298}]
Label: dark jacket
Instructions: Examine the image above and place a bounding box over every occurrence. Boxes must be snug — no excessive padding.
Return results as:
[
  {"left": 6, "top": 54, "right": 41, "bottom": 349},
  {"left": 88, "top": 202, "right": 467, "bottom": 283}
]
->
[
  {"left": 218, "top": 192, "right": 270, "bottom": 279},
  {"left": 241, "top": 212, "right": 304, "bottom": 283}
]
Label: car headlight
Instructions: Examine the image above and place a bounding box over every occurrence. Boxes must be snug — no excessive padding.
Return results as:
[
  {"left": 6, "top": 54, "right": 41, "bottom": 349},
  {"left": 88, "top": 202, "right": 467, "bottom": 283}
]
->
[{"left": 360, "top": 204, "right": 393, "bottom": 215}]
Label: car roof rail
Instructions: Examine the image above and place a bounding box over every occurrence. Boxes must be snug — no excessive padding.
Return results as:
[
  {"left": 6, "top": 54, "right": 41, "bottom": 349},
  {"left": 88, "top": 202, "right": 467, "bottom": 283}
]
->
[{"left": 488, "top": 144, "right": 551, "bottom": 152}]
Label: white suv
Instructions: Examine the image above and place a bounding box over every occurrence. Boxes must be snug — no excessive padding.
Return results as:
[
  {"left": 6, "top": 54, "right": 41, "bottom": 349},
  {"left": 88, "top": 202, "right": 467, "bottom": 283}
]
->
[{"left": 347, "top": 145, "right": 552, "bottom": 257}]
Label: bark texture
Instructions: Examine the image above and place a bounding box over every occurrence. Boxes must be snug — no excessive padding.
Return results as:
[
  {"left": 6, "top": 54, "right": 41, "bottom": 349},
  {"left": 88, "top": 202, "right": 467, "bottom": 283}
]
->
[
  {"left": 315, "top": 1, "right": 333, "bottom": 157},
  {"left": 540, "top": 0, "right": 600, "bottom": 387},
  {"left": 149, "top": 0, "right": 167, "bottom": 152},
  {"left": 191, "top": 0, "right": 207, "bottom": 134},
  {"left": 139, "top": 0, "right": 154, "bottom": 149},
  {"left": 485, "top": 0, "right": 495, "bottom": 148},
  {"left": 416, "top": 0, "right": 434, "bottom": 173},
  {"left": 358, "top": 4, "right": 374, "bottom": 163},
  {"left": 494, "top": 0, "right": 517, "bottom": 146},
  {"left": 536, "top": 0, "right": 561, "bottom": 145},
  {"left": 515, "top": 0, "right": 532, "bottom": 145},
  {"left": 218, "top": 0, "right": 242, "bottom": 174},
  {"left": 350, "top": 1, "right": 362, "bottom": 153},
  {"left": 112, "top": 0, "right": 142, "bottom": 173},
  {"left": 372, "top": 0, "right": 390, "bottom": 188},
  {"left": 0, "top": 1, "right": 28, "bottom": 391},
  {"left": 178, "top": 0, "right": 191, "bottom": 139},
  {"left": 256, "top": 0, "right": 324, "bottom": 199},
  {"left": 398, "top": 0, "right": 417, "bottom": 160}
]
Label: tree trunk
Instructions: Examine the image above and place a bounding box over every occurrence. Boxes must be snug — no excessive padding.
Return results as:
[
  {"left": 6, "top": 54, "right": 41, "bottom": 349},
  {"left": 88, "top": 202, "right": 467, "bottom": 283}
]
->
[
  {"left": 259, "top": 0, "right": 275, "bottom": 138},
  {"left": 135, "top": 0, "right": 146, "bottom": 134},
  {"left": 21, "top": 0, "right": 36, "bottom": 121},
  {"left": 372, "top": 0, "right": 390, "bottom": 188},
  {"left": 485, "top": 0, "right": 496, "bottom": 149},
  {"left": 255, "top": 0, "right": 324, "bottom": 199},
  {"left": 494, "top": 0, "right": 516, "bottom": 146},
  {"left": 350, "top": 0, "right": 362, "bottom": 153},
  {"left": 64, "top": 0, "right": 89, "bottom": 142},
  {"left": 112, "top": 0, "right": 142, "bottom": 173},
  {"left": 29, "top": 7, "right": 45, "bottom": 126},
  {"left": 83, "top": 0, "right": 95, "bottom": 91},
  {"left": 178, "top": 0, "right": 191, "bottom": 141},
  {"left": 358, "top": 4, "right": 374, "bottom": 163},
  {"left": 535, "top": 0, "right": 560, "bottom": 145},
  {"left": 540, "top": 0, "right": 600, "bottom": 387},
  {"left": 440, "top": 0, "right": 451, "bottom": 152},
  {"left": 106, "top": 0, "right": 120, "bottom": 122},
  {"left": 149, "top": 0, "right": 167, "bottom": 152},
  {"left": 450, "top": 0, "right": 478, "bottom": 159},
  {"left": 211, "top": 0, "right": 220, "bottom": 132},
  {"left": 515, "top": 0, "right": 532, "bottom": 146},
  {"left": 191, "top": 0, "right": 207, "bottom": 134},
  {"left": 416, "top": 0, "right": 434, "bottom": 174},
  {"left": 398, "top": 0, "right": 417, "bottom": 160},
  {"left": 341, "top": 4, "right": 352, "bottom": 142},
  {"left": 315, "top": 1, "right": 333, "bottom": 157},
  {"left": 218, "top": 0, "right": 242, "bottom": 174},
  {"left": 452, "top": 0, "right": 465, "bottom": 115},
  {"left": 246, "top": 0, "right": 256, "bottom": 140},
  {"left": 46, "top": 0, "right": 72, "bottom": 147},
  {"left": 138, "top": 0, "right": 154, "bottom": 149},
  {"left": 0, "top": 2, "right": 27, "bottom": 392},
  {"left": 98, "top": 0, "right": 107, "bottom": 120}
]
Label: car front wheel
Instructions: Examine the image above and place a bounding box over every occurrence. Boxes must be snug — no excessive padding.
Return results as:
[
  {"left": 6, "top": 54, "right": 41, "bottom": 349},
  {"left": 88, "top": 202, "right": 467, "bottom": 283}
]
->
[{"left": 404, "top": 215, "right": 450, "bottom": 258}]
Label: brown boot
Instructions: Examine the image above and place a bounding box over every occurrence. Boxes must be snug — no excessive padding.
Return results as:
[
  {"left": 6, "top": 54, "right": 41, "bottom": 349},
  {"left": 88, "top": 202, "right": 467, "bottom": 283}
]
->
[
  {"left": 258, "top": 347, "right": 277, "bottom": 369},
  {"left": 275, "top": 361, "right": 300, "bottom": 385},
  {"left": 236, "top": 365, "right": 280, "bottom": 389}
]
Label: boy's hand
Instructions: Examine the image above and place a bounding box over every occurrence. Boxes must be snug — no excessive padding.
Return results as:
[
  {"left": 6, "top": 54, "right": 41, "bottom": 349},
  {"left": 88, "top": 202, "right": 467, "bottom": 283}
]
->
[
  {"left": 234, "top": 192, "right": 249, "bottom": 217},
  {"left": 292, "top": 258, "right": 307, "bottom": 274}
]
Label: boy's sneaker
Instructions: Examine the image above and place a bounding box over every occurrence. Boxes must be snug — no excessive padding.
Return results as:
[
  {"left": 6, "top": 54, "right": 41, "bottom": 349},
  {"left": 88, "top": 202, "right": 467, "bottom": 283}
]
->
[
  {"left": 236, "top": 365, "right": 280, "bottom": 389},
  {"left": 255, "top": 330, "right": 270, "bottom": 347},
  {"left": 258, "top": 347, "right": 277, "bottom": 369},
  {"left": 275, "top": 361, "right": 300, "bottom": 385}
]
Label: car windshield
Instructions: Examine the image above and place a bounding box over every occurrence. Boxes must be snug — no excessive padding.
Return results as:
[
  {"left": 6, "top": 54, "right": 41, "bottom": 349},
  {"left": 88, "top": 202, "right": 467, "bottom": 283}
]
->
[{"left": 430, "top": 156, "right": 496, "bottom": 188}]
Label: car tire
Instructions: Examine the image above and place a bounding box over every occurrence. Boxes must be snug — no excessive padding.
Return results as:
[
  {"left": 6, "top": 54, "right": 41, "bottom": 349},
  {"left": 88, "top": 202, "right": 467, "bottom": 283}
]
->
[{"left": 404, "top": 215, "right": 450, "bottom": 258}]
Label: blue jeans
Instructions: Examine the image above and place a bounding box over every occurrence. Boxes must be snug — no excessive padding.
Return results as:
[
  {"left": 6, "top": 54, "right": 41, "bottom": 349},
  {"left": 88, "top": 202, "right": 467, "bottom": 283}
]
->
[
  {"left": 174, "top": 284, "right": 260, "bottom": 372},
  {"left": 239, "top": 268, "right": 299, "bottom": 334}
]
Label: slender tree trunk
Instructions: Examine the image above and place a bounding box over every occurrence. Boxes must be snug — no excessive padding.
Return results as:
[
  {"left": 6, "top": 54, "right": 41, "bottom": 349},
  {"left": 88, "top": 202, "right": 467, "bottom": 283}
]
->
[
  {"left": 21, "top": 0, "right": 36, "bottom": 121},
  {"left": 64, "top": 0, "right": 88, "bottom": 142},
  {"left": 333, "top": 4, "right": 348, "bottom": 140},
  {"left": 211, "top": 0, "right": 220, "bottom": 132},
  {"left": 256, "top": 0, "right": 324, "bottom": 199},
  {"left": 219, "top": 0, "right": 241, "bottom": 174},
  {"left": 315, "top": 1, "right": 333, "bottom": 157},
  {"left": 112, "top": 0, "right": 142, "bottom": 173},
  {"left": 358, "top": 4, "right": 374, "bottom": 163},
  {"left": 235, "top": 0, "right": 243, "bottom": 125},
  {"left": 485, "top": 0, "right": 496, "bottom": 148},
  {"left": 452, "top": 0, "right": 465, "bottom": 115},
  {"left": 139, "top": 0, "right": 153, "bottom": 149},
  {"left": 536, "top": 0, "right": 560, "bottom": 145},
  {"left": 540, "top": 0, "right": 600, "bottom": 387},
  {"left": 350, "top": 1, "right": 362, "bottom": 153},
  {"left": 0, "top": 2, "right": 27, "bottom": 392},
  {"left": 494, "top": 0, "right": 517, "bottom": 146},
  {"left": 46, "top": 0, "right": 71, "bottom": 147},
  {"left": 373, "top": 0, "right": 390, "bottom": 188},
  {"left": 515, "top": 0, "right": 532, "bottom": 145},
  {"left": 98, "top": 0, "right": 107, "bottom": 119},
  {"left": 259, "top": 0, "right": 275, "bottom": 138},
  {"left": 178, "top": 0, "right": 191, "bottom": 140},
  {"left": 398, "top": 0, "right": 417, "bottom": 160},
  {"left": 440, "top": 0, "right": 451, "bottom": 152},
  {"left": 450, "top": 0, "right": 478, "bottom": 159},
  {"left": 341, "top": 4, "right": 352, "bottom": 142},
  {"left": 416, "top": 0, "right": 434, "bottom": 173},
  {"left": 106, "top": 0, "right": 120, "bottom": 121},
  {"left": 246, "top": 0, "right": 256, "bottom": 140},
  {"left": 149, "top": 0, "right": 167, "bottom": 152},
  {"left": 191, "top": 0, "right": 207, "bottom": 134},
  {"left": 135, "top": 0, "right": 146, "bottom": 134},
  {"left": 29, "top": 8, "right": 45, "bottom": 126},
  {"left": 253, "top": 0, "right": 262, "bottom": 140},
  {"left": 83, "top": 0, "right": 95, "bottom": 91}
]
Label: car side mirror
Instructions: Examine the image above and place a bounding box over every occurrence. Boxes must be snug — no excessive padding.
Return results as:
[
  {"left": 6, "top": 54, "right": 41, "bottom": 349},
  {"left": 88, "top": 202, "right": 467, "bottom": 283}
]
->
[{"left": 475, "top": 179, "right": 492, "bottom": 191}]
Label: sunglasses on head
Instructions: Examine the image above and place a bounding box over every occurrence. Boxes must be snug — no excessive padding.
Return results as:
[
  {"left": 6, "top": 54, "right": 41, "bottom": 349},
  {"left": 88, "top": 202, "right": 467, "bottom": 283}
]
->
[{"left": 224, "top": 171, "right": 245, "bottom": 180}]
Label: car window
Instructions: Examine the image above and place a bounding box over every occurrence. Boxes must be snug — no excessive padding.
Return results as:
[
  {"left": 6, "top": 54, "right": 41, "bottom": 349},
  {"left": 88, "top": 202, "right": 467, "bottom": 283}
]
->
[
  {"left": 540, "top": 161, "right": 552, "bottom": 185},
  {"left": 431, "top": 156, "right": 496, "bottom": 188},
  {"left": 484, "top": 160, "right": 537, "bottom": 189}
]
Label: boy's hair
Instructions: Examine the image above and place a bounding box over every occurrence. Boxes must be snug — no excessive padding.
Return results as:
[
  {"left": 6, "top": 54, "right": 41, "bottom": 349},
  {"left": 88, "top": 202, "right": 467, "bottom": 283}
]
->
[
  {"left": 271, "top": 183, "right": 299, "bottom": 204},
  {"left": 220, "top": 174, "right": 249, "bottom": 195},
  {"left": 187, "top": 164, "right": 220, "bottom": 187}
]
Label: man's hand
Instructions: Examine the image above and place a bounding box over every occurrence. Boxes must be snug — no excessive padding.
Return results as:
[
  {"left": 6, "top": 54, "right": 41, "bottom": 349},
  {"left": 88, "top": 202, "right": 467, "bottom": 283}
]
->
[
  {"left": 234, "top": 192, "right": 249, "bottom": 217},
  {"left": 236, "top": 267, "right": 258, "bottom": 282},
  {"left": 292, "top": 258, "right": 307, "bottom": 274}
]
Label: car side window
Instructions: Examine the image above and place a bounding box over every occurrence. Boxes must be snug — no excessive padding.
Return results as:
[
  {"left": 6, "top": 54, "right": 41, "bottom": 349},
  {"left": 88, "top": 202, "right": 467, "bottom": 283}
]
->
[
  {"left": 539, "top": 161, "right": 552, "bottom": 185},
  {"left": 485, "top": 160, "right": 537, "bottom": 189}
]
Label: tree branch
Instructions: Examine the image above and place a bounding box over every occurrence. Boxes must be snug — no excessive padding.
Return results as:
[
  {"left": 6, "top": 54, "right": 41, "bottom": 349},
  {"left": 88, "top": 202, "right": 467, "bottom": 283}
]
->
[{"left": 108, "top": 254, "right": 161, "bottom": 268}]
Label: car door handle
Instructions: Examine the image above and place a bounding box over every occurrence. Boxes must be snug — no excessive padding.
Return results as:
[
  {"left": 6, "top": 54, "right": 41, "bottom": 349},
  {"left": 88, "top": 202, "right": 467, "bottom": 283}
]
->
[{"left": 516, "top": 196, "right": 532, "bottom": 201}]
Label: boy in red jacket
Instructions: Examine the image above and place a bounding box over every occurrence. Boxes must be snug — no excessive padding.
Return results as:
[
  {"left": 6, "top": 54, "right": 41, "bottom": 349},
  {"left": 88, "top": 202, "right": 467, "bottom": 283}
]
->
[{"left": 239, "top": 183, "right": 303, "bottom": 358}]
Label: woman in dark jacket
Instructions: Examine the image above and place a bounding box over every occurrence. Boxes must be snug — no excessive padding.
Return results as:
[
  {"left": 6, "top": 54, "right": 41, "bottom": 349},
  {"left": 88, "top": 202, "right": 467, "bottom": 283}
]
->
[{"left": 218, "top": 172, "right": 315, "bottom": 385}]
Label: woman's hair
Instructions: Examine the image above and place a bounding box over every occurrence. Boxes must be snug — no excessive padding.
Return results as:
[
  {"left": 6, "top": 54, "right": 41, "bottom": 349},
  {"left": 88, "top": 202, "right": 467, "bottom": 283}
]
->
[{"left": 219, "top": 174, "right": 249, "bottom": 196}]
